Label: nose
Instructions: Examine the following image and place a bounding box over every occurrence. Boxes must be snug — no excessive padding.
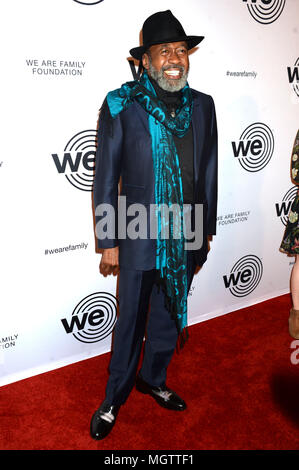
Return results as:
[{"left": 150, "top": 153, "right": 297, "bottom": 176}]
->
[{"left": 168, "top": 50, "right": 180, "bottom": 65}]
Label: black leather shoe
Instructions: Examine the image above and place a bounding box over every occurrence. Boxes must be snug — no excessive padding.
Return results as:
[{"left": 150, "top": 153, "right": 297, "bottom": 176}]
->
[
  {"left": 90, "top": 400, "right": 120, "bottom": 440},
  {"left": 135, "top": 373, "right": 187, "bottom": 411}
]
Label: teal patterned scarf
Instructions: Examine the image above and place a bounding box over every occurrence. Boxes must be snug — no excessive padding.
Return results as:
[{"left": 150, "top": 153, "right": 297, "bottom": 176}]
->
[{"left": 106, "top": 70, "right": 193, "bottom": 342}]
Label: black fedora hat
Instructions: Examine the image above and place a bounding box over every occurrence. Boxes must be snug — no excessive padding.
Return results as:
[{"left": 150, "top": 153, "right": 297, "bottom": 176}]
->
[{"left": 130, "top": 10, "right": 204, "bottom": 60}]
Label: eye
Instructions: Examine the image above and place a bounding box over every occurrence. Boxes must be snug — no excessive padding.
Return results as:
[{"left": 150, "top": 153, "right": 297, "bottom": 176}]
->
[{"left": 161, "top": 48, "right": 169, "bottom": 55}]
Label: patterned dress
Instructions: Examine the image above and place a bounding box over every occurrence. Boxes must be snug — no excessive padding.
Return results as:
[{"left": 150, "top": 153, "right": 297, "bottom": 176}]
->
[{"left": 280, "top": 129, "right": 299, "bottom": 255}]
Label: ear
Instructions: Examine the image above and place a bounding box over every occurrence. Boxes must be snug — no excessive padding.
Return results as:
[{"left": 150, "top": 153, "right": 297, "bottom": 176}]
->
[{"left": 142, "top": 52, "right": 149, "bottom": 70}]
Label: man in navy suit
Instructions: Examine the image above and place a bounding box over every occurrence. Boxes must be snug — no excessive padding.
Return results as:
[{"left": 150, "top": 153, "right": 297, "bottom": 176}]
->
[{"left": 90, "top": 10, "right": 217, "bottom": 440}]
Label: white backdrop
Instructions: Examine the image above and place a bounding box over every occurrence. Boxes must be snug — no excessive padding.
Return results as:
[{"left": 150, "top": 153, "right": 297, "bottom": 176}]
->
[{"left": 0, "top": 0, "right": 298, "bottom": 386}]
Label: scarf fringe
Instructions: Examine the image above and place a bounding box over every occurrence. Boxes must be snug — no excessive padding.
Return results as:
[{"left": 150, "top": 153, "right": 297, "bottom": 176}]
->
[
  {"left": 155, "top": 274, "right": 189, "bottom": 351},
  {"left": 177, "top": 326, "right": 189, "bottom": 352}
]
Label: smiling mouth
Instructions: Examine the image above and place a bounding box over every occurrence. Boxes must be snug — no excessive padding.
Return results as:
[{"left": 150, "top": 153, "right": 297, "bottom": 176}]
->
[{"left": 163, "top": 68, "right": 182, "bottom": 79}]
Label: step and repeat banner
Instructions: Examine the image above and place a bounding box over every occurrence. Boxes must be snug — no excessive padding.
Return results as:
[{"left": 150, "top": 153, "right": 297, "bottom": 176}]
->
[{"left": 0, "top": 0, "right": 298, "bottom": 386}]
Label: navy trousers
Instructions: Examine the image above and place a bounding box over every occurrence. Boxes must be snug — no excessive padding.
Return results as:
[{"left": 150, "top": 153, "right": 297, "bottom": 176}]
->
[{"left": 105, "top": 252, "right": 196, "bottom": 406}]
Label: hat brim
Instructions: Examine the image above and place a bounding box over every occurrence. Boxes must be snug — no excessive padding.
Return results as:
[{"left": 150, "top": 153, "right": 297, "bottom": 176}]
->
[{"left": 129, "top": 35, "right": 204, "bottom": 60}]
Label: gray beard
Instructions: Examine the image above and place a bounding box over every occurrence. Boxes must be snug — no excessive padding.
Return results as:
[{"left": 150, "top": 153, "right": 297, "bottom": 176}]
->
[{"left": 148, "top": 57, "right": 189, "bottom": 92}]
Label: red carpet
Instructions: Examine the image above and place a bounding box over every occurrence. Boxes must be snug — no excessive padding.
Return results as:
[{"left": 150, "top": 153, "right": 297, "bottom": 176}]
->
[{"left": 1, "top": 293, "right": 299, "bottom": 450}]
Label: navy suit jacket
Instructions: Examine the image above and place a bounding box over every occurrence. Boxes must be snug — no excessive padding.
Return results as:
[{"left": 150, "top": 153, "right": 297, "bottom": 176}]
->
[{"left": 93, "top": 88, "right": 218, "bottom": 270}]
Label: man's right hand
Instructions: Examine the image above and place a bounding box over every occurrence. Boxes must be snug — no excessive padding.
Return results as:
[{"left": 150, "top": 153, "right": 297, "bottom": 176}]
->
[{"left": 99, "top": 247, "right": 120, "bottom": 276}]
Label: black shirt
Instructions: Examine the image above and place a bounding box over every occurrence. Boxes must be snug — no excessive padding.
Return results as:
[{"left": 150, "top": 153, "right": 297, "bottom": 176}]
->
[{"left": 149, "top": 77, "right": 194, "bottom": 204}]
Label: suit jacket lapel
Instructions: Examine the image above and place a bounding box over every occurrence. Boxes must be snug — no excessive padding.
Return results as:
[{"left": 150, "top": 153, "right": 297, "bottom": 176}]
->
[{"left": 134, "top": 102, "right": 150, "bottom": 135}]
